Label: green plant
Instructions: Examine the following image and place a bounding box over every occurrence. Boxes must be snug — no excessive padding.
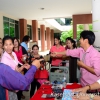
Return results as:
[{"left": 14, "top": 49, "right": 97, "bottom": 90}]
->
[
  {"left": 60, "top": 24, "right": 93, "bottom": 42},
  {"left": 60, "top": 30, "right": 73, "bottom": 42}
]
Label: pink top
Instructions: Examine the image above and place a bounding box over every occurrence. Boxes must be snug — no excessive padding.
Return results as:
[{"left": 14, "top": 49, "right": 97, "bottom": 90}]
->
[
  {"left": 66, "top": 45, "right": 100, "bottom": 86},
  {"left": 50, "top": 45, "right": 65, "bottom": 66},
  {"left": 1, "top": 51, "right": 19, "bottom": 70},
  {"left": 14, "top": 46, "right": 23, "bottom": 63}
]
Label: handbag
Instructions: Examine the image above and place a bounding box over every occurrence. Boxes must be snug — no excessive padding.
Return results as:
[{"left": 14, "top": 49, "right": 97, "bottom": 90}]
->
[{"left": 35, "top": 69, "right": 49, "bottom": 79}]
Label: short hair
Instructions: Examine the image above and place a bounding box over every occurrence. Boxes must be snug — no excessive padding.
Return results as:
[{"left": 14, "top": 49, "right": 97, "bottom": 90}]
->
[
  {"left": 3, "top": 36, "right": 14, "bottom": 46},
  {"left": 22, "top": 35, "right": 30, "bottom": 42},
  {"left": 80, "top": 30, "right": 95, "bottom": 45},
  {"left": 32, "top": 45, "right": 39, "bottom": 50}
]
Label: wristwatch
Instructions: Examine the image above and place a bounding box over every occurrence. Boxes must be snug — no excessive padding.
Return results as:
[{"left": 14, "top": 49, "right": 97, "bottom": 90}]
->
[{"left": 89, "top": 94, "right": 95, "bottom": 100}]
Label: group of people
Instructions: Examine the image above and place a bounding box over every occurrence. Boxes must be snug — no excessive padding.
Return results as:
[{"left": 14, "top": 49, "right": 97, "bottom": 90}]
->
[
  {"left": 1, "top": 30, "right": 100, "bottom": 100},
  {"left": 51, "top": 30, "right": 100, "bottom": 100},
  {"left": 0, "top": 35, "right": 45, "bottom": 100}
]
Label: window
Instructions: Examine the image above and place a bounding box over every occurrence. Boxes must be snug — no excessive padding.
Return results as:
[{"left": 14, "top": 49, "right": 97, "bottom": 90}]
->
[
  {"left": 38, "top": 28, "right": 40, "bottom": 40},
  {"left": 3, "top": 16, "right": 19, "bottom": 38},
  {"left": 27, "top": 25, "right": 32, "bottom": 39},
  {"left": 54, "top": 33, "right": 61, "bottom": 38}
]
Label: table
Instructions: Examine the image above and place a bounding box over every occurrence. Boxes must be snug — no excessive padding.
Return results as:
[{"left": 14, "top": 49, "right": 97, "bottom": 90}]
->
[
  {"left": 30, "top": 83, "right": 82, "bottom": 100},
  {"left": 30, "top": 84, "right": 54, "bottom": 100}
]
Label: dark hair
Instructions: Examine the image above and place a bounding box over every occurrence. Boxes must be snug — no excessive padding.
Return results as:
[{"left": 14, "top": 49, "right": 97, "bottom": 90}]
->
[
  {"left": 80, "top": 30, "right": 95, "bottom": 45},
  {"left": 54, "top": 36, "right": 62, "bottom": 46},
  {"left": 13, "top": 37, "right": 20, "bottom": 51},
  {"left": 32, "top": 45, "right": 39, "bottom": 50},
  {"left": 22, "top": 35, "right": 30, "bottom": 42},
  {"left": 66, "top": 37, "right": 72, "bottom": 41},
  {"left": 67, "top": 38, "right": 77, "bottom": 49},
  {"left": 3, "top": 36, "right": 14, "bottom": 46}
]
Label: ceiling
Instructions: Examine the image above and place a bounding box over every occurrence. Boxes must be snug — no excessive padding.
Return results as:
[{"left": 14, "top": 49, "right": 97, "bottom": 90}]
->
[{"left": 0, "top": 0, "right": 92, "bottom": 32}]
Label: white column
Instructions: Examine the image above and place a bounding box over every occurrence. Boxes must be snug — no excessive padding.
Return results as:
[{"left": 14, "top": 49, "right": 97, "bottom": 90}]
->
[
  {"left": 83, "top": 24, "right": 89, "bottom": 30},
  {"left": 92, "top": 0, "right": 100, "bottom": 47}
]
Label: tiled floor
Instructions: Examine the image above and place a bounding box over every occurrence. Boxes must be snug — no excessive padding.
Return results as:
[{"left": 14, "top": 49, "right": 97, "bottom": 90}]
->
[{"left": 21, "top": 91, "right": 30, "bottom": 100}]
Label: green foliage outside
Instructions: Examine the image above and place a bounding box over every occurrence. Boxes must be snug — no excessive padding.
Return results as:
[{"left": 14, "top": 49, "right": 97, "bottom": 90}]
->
[{"left": 60, "top": 24, "right": 93, "bottom": 43}]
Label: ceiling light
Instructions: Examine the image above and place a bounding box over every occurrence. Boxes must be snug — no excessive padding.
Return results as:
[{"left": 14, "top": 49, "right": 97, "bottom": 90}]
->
[{"left": 40, "top": 8, "right": 45, "bottom": 10}]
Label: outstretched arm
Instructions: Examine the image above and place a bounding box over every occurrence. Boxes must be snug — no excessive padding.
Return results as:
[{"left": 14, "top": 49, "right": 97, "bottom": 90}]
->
[{"left": 0, "top": 60, "right": 41, "bottom": 91}]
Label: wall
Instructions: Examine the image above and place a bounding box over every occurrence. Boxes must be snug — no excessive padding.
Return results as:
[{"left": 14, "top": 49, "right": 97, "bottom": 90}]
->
[
  {"left": 0, "top": 11, "right": 32, "bottom": 38},
  {"left": 0, "top": 12, "right": 3, "bottom": 38},
  {"left": 73, "top": 14, "right": 92, "bottom": 39}
]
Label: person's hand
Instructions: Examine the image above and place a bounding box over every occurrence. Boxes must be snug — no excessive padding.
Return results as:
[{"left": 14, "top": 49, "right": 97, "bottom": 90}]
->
[
  {"left": 72, "top": 93, "right": 90, "bottom": 100},
  {"left": 77, "top": 60, "right": 85, "bottom": 68},
  {"left": 72, "top": 86, "right": 89, "bottom": 93},
  {"left": 50, "top": 52, "right": 58, "bottom": 57},
  {"left": 21, "top": 55, "right": 27, "bottom": 62},
  {"left": 32, "top": 59, "right": 44, "bottom": 69},
  {"left": 23, "top": 64, "right": 30, "bottom": 70},
  {"left": 15, "top": 66, "right": 24, "bottom": 73},
  {"left": 27, "top": 49, "right": 31, "bottom": 53}
]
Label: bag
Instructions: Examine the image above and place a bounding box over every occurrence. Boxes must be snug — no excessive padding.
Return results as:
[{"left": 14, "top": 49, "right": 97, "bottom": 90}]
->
[{"left": 35, "top": 69, "right": 49, "bottom": 79}]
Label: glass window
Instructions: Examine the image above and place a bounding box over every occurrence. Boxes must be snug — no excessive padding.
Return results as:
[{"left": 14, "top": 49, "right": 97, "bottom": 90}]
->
[
  {"left": 10, "top": 19, "right": 15, "bottom": 23},
  {"left": 4, "top": 22, "right": 9, "bottom": 36},
  {"left": 15, "top": 24, "right": 19, "bottom": 39},
  {"left": 3, "top": 16, "right": 19, "bottom": 38},
  {"left": 3, "top": 16, "right": 9, "bottom": 22},
  {"left": 27, "top": 25, "right": 32, "bottom": 39}
]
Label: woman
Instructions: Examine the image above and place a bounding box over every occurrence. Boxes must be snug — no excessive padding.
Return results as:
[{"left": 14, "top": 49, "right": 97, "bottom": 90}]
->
[
  {"left": 65, "top": 37, "right": 72, "bottom": 50},
  {"left": 50, "top": 37, "right": 65, "bottom": 71},
  {"left": 66, "top": 38, "right": 77, "bottom": 49},
  {"left": 1, "top": 36, "right": 29, "bottom": 100},
  {"left": 30, "top": 45, "right": 48, "bottom": 98},
  {"left": 13, "top": 37, "right": 28, "bottom": 64},
  {"left": 13, "top": 37, "right": 28, "bottom": 100}
]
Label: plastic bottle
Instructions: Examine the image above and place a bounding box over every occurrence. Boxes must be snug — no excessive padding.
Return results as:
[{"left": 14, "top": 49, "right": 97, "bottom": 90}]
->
[{"left": 62, "top": 74, "right": 66, "bottom": 88}]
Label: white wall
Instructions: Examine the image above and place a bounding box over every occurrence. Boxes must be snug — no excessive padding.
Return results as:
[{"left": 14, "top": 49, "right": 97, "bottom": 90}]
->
[{"left": 0, "top": 12, "right": 3, "bottom": 38}]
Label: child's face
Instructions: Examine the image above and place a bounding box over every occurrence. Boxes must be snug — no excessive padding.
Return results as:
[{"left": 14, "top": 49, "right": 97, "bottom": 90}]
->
[{"left": 3, "top": 39, "right": 14, "bottom": 54}]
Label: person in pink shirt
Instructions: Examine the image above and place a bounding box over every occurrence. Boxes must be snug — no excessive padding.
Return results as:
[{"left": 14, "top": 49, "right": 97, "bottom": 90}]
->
[
  {"left": 50, "top": 37, "right": 65, "bottom": 68},
  {"left": 1, "top": 36, "right": 29, "bottom": 100},
  {"left": 52, "top": 31, "right": 100, "bottom": 90}
]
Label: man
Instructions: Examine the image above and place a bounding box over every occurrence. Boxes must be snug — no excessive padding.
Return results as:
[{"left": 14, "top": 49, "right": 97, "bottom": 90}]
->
[
  {"left": 21, "top": 35, "right": 31, "bottom": 53},
  {"left": 52, "top": 30, "right": 100, "bottom": 87},
  {"left": 0, "top": 59, "right": 42, "bottom": 100},
  {"left": 72, "top": 80, "right": 100, "bottom": 100}
]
